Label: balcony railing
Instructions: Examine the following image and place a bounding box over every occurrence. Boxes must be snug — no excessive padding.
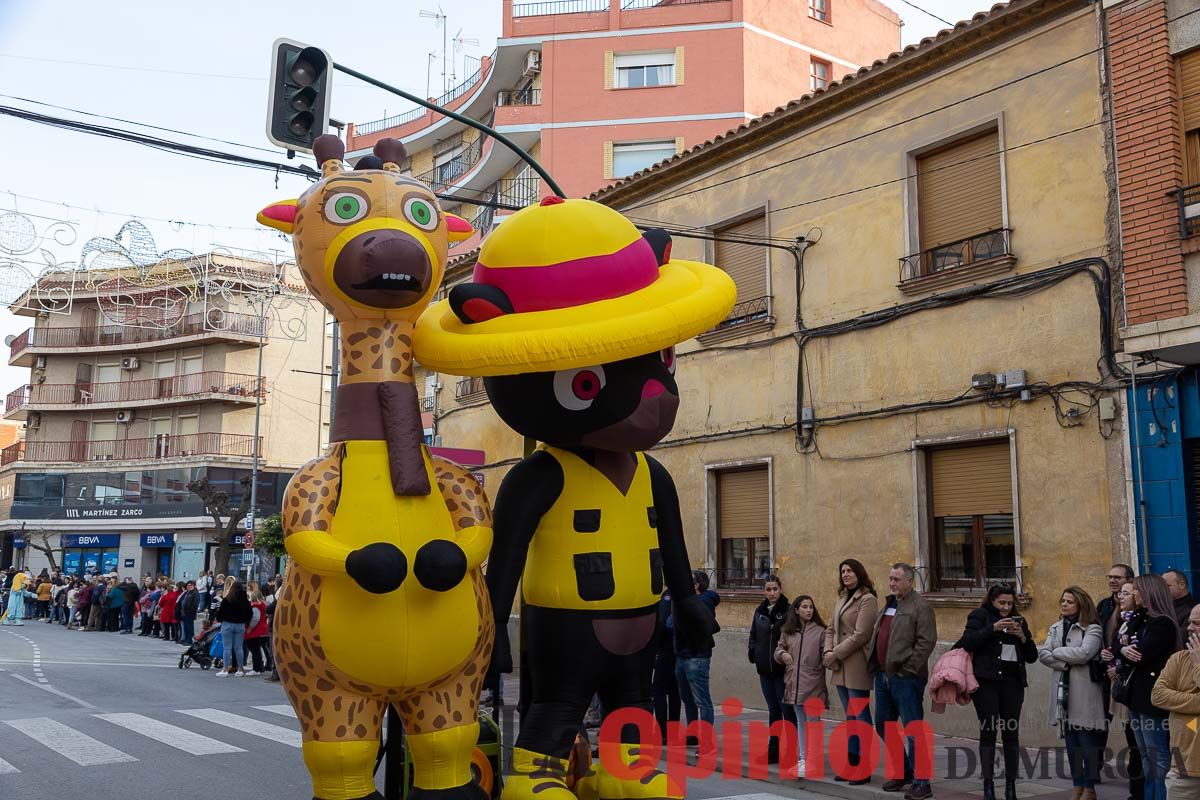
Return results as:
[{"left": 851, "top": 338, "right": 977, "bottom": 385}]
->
[
  {"left": 470, "top": 204, "right": 497, "bottom": 237},
  {"left": 415, "top": 136, "right": 487, "bottom": 193},
  {"left": 899, "top": 228, "right": 1013, "bottom": 283},
  {"left": 4, "top": 433, "right": 261, "bottom": 464},
  {"left": 513, "top": 0, "right": 608, "bottom": 15},
  {"left": 715, "top": 296, "right": 771, "bottom": 330},
  {"left": 421, "top": 396, "right": 435, "bottom": 412},
  {"left": 497, "top": 88, "right": 542, "bottom": 107},
  {"left": 498, "top": 173, "right": 539, "bottom": 208},
  {"left": 621, "top": 0, "right": 729, "bottom": 7},
  {"left": 1175, "top": 183, "right": 1200, "bottom": 238},
  {"left": 10, "top": 311, "right": 264, "bottom": 361},
  {"left": 455, "top": 375, "right": 488, "bottom": 402},
  {"left": 915, "top": 564, "right": 1028, "bottom": 596},
  {"left": 354, "top": 52, "right": 494, "bottom": 136},
  {"left": 6, "top": 371, "right": 265, "bottom": 414}
]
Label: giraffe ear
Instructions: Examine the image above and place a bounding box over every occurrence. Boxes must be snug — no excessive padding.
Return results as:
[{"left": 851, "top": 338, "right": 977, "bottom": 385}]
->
[{"left": 257, "top": 200, "right": 298, "bottom": 234}]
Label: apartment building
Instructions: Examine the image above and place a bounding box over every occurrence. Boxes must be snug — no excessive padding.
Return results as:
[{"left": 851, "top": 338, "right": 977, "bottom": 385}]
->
[
  {"left": 1109, "top": 0, "right": 1200, "bottom": 582},
  {"left": 344, "top": 0, "right": 900, "bottom": 262},
  {"left": 0, "top": 253, "right": 332, "bottom": 580}
]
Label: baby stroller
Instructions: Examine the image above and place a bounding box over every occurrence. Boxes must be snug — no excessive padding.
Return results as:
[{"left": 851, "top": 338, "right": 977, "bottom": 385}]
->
[{"left": 179, "top": 624, "right": 224, "bottom": 671}]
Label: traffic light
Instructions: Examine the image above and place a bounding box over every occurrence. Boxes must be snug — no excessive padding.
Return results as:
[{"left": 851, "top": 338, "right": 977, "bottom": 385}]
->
[{"left": 266, "top": 38, "right": 333, "bottom": 153}]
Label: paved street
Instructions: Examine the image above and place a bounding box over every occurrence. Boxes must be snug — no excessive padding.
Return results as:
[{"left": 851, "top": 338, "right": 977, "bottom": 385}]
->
[{"left": 0, "top": 621, "right": 824, "bottom": 798}]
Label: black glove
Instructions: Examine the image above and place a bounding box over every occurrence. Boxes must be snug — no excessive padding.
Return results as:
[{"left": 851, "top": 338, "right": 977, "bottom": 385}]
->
[
  {"left": 674, "top": 594, "right": 719, "bottom": 653},
  {"left": 345, "top": 543, "right": 408, "bottom": 595},
  {"left": 484, "top": 624, "right": 512, "bottom": 692}
]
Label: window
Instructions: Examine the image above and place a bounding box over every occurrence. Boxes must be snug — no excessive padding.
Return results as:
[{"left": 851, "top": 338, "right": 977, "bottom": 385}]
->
[
  {"left": 1178, "top": 50, "right": 1200, "bottom": 184},
  {"left": 614, "top": 51, "right": 675, "bottom": 89},
  {"left": 808, "top": 0, "right": 829, "bottom": 22},
  {"left": 712, "top": 213, "right": 770, "bottom": 327},
  {"left": 716, "top": 466, "right": 770, "bottom": 589},
  {"left": 611, "top": 141, "right": 677, "bottom": 179},
  {"left": 434, "top": 134, "right": 466, "bottom": 185},
  {"left": 914, "top": 129, "right": 1004, "bottom": 274},
  {"left": 810, "top": 58, "right": 830, "bottom": 92},
  {"left": 927, "top": 441, "right": 1016, "bottom": 590}
]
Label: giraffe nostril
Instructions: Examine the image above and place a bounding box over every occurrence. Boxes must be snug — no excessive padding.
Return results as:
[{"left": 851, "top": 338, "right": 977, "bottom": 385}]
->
[{"left": 362, "top": 235, "right": 376, "bottom": 247}]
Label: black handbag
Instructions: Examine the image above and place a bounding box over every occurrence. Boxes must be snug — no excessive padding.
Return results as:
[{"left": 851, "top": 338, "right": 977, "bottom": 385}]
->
[
  {"left": 1088, "top": 657, "right": 1108, "bottom": 683},
  {"left": 1112, "top": 668, "right": 1135, "bottom": 704}
]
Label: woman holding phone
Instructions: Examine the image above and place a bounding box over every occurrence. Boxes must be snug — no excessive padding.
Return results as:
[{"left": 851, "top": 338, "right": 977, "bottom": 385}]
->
[{"left": 957, "top": 583, "right": 1037, "bottom": 800}]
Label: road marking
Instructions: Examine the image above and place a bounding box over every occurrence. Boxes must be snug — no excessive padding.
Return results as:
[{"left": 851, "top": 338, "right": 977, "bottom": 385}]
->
[
  {"left": 176, "top": 709, "right": 302, "bottom": 748},
  {"left": 8, "top": 674, "right": 96, "bottom": 709},
  {"left": 4, "top": 718, "right": 137, "bottom": 766},
  {"left": 0, "top": 756, "right": 18, "bottom": 774},
  {"left": 95, "top": 713, "right": 245, "bottom": 756},
  {"left": 0, "top": 660, "right": 177, "bottom": 668},
  {"left": 253, "top": 704, "right": 297, "bottom": 718}
]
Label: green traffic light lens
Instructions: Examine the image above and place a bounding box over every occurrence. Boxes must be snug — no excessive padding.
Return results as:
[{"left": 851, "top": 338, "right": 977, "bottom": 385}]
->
[{"left": 288, "top": 112, "right": 314, "bottom": 137}]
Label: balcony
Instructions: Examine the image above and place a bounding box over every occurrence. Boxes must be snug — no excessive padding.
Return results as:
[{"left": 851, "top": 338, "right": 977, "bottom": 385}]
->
[
  {"left": 2, "top": 433, "right": 261, "bottom": 466},
  {"left": 455, "top": 375, "right": 489, "bottom": 405},
  {"left": 5, "top": 371, "right": 265, "bottom": 419},
  {"left": 9, "top": 311, "right": 264, "bottom": 367},
  {"left": 496, "top": 88, "right": 541, "bottom": 107},
  {"left": 347, "top": 54, "right": 498, "bottom": 153},
  {"left": 697, "top": 296, "right": 774, "bottom": 345},
  {"left": 506, "top": 0, "right": 733, "bottom": 36},
  {"left": 1174, "top": 183, "right": 1200, "bottom": 239},
  {"left": 898, "top": 228, "right": 1015, "bottom": 295}
]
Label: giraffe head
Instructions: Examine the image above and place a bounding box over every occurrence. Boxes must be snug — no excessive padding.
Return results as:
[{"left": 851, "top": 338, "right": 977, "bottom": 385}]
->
[{"left": 257, "top": 134, "right": 473, "bottom": 324}]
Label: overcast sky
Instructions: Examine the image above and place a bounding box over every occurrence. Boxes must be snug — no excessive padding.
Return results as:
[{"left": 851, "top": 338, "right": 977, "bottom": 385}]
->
[{"left": 0, "top": 0, "right": 983, "bottom": 389}]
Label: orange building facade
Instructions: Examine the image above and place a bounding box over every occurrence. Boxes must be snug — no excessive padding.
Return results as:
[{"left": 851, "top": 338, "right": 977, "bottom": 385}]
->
[{"left": 345, "top": 0, "right": 900, "bottom": 253}]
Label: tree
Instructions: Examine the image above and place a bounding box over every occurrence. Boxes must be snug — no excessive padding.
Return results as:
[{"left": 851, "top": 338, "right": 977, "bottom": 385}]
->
[
  {"left": 258, "top": 513, "right": 285, "bottom": 559},
  {"left": 188, "top": 474, "right": 252, "bottom": 577},
  {"left": 27, "top": 531, "right": 62, "bottom": 573}
]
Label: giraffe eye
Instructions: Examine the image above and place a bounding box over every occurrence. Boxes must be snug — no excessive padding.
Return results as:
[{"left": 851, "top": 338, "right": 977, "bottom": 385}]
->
[
  {"left": 324, "top": 193, "right": 367, "bottom": 224},
  {"left": 405, "top": 198, "right": 438, "bottom": 232}
]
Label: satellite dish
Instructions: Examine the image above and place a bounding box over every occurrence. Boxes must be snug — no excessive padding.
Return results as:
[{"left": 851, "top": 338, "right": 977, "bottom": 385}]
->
[{"left": 3, "top": 335, "right": 15, "bottom": 347}]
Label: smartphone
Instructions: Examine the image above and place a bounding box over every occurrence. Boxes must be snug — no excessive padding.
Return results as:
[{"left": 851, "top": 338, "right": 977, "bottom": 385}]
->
[{"left": 1008, "top": 615, "right": 1024, "bottom": 625}]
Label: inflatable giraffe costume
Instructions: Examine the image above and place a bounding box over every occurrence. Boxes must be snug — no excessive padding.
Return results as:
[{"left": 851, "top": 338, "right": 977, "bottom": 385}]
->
[{"left": 257, "top": 135, "right": 494, "bottom": 800}]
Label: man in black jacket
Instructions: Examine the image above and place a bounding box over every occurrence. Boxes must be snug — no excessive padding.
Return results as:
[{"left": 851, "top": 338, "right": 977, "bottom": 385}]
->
[
  {"left": 1165, "top": 570, "right": 1196, "bottom": 638},
  {"left": 1099, "top": 563, "right": 1143, "bottom": 800}
]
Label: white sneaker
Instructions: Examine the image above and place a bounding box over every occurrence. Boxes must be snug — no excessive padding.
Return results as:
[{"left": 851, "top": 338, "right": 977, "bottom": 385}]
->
[
  {"left": 215, "top": 670, "right": 228, "bottom": 678},
  {"left": 249, "top": 670, "right": 261, "bottom": 676},
  {"left": 237, "top": 670, "right": 248, "bottom": 677},
  {"left": 797, "top": 758, "right": 806, "bottom": 778}
]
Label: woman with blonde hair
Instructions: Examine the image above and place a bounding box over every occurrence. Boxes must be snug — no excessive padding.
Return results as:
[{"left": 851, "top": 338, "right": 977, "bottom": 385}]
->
[{"left": 1039, "top": 586, "right": 1106, "bottom": 800}]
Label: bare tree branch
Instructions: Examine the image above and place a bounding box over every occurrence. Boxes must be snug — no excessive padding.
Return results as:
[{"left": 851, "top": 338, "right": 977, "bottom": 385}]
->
[
  {"left": 188, "top": 475, "right": 253, "bottom": 575},
  {"left": 27, "top": 532, "right": 62, "bottom": 573}
]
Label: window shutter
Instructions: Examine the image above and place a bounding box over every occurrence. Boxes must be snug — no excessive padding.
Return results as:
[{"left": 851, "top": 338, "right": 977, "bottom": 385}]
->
[
  {"left": 718, "top": 467, "right": 769, "bottom": 539},
  {"left": 916, "top": 130, "right": 1003, "bottom": 250},
  {"left": 714, "top": 214, "right": 768, "bottom": 303},
  {"left": 930, "top": 441, "right": 1013, "bottom": 517},
  {"left": 603, "top": 141, "right": 614, "bottom": 180},
  {"left": 1179, "top": 49, "right": 1200, "bottom": 132},
  {"left": 675, "top": 46, "right": 685, "bottom": 85},
  {"left": 604, "top": 50, "right": 615, "bottom": 90},
  {"left": 675, "top": 137, "right": 685, "bottom": 155}
]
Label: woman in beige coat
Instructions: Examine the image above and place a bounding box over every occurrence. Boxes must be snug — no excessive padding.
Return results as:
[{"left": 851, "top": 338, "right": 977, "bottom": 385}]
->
[
  {"left": 821, "top": 558, "right": 878, "bottom": 783},
  {"left": 775, "top": 596, "right": 828, "bottom": 777}
]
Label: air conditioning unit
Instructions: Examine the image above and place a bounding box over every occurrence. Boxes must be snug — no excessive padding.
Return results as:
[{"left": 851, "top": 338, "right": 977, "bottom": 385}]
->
[
  {"left": 120, "top": 356, "right": 139, "bottom": 370},
  {"left": 27, "top": 412, "right": 40, "bottom": 429},
  {"left": 33, "top": 356, "right": 46, "bottom": 370},
  {"left": 523, "top": 50, "right": 541, "bottom": 77},
  {"left": 115, "top": 409, "right": 135, "bottom": 424}
]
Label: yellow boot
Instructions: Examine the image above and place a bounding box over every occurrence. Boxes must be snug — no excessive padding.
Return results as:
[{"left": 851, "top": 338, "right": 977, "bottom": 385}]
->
[
  {"left": 407, "top": 725, "right": 487, "bottom": 800},
  {"left": 500, "top": 747, "right": 576, "bottom": 800},
  {"left": 302, "top": 739, "right": 382, "bottom": 800},
  {"left": 595, "top": 743, "right": 682, "bottom": 800}
]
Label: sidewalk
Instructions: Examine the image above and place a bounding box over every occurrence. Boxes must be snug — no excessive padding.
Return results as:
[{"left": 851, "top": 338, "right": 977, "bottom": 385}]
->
[{"left": 695, "top": 708, "right": 1129, "bottom": 800}]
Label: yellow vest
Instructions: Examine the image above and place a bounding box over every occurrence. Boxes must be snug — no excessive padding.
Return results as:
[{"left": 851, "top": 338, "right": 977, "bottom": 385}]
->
[
  {"left": 319, "top": 441, "right": 478, "bottom": 688},
  {"left": 521, "top": 446, "right": 663, "bottom": 612}
]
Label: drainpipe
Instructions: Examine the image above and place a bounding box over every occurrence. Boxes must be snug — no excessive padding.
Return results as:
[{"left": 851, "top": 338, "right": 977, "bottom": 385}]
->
[{"left": 1128, "top": 356, "right": 1149, "bottom": 573}]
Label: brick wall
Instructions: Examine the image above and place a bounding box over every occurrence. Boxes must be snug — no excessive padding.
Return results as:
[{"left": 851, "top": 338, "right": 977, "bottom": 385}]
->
[{"left": 1109, "top": 0, "right": 1189, "bottom": 323}]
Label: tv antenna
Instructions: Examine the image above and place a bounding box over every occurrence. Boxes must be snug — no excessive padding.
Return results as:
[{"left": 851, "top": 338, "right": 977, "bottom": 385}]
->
[
  {"left": 452, "top": 29, "right": 479, "bottom": 84},
  {"left": 419, "top": 7, "right": 449, "bottom": 96}
]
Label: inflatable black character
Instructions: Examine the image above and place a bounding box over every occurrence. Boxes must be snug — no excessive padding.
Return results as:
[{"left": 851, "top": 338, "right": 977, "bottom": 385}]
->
[{"left": 413, "top": 197, "right": 737, "bottom": 800}]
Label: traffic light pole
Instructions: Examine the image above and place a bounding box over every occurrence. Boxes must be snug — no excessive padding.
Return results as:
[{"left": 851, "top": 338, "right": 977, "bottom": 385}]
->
[{"left": 331, "top": 62, "right": 565, "bottom": 198}]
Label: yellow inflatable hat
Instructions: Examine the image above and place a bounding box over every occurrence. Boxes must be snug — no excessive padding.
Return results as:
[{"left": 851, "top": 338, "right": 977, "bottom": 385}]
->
[{"left": 414, "top": 197, "right": 736, "bottom": 376}]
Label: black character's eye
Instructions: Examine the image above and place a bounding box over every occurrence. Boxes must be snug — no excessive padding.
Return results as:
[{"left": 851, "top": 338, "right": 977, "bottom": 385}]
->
[
  {"left": 660, "top": 347, "right": 676, "bottom": 375},
  {"left": 553, "top": 366, "right": 607, "bottom": 411}
]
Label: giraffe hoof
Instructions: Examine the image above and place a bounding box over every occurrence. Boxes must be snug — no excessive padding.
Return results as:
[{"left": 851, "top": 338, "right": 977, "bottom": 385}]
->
[
  {"left": 413, "top": 540, "right": 467, "bottom": 592},
  {"left": 313, "top": 793, "right": 383, "bottom": 800},
  {"left": 345, "top": 542, "right": 407, "bottom": 593}
]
